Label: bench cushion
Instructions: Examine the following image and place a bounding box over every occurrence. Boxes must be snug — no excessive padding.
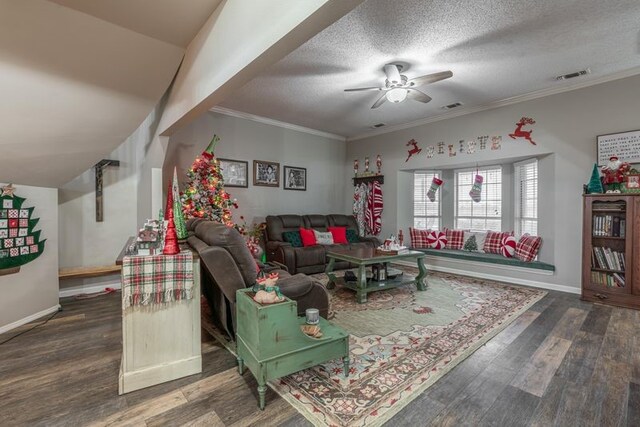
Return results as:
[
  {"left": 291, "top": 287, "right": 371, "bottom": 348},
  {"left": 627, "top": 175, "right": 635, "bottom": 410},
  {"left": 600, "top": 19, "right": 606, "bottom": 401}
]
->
[{"left": 415, "top": 248, "right": 555, "bottom": 272}]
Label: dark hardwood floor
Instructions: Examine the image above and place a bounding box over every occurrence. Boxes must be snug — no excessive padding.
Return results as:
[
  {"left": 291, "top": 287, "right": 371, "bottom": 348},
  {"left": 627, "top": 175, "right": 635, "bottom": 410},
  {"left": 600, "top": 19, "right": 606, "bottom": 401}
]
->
[{"left": 0, "top": 287, "right": 638, "bottom": 426}]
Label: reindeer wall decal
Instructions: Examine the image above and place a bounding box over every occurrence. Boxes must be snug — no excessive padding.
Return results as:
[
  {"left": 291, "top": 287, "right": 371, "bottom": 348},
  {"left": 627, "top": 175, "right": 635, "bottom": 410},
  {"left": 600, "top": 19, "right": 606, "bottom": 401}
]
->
[
  {"left": 509, "top": 117, "right": 536, "bottom": 145},
  {"left": 405, "top": 139, "right": 422, "bottom": 162}
]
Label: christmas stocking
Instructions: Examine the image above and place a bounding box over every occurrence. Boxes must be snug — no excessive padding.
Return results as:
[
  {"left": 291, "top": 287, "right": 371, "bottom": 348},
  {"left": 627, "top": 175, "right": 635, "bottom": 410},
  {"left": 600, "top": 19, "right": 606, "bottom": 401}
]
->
[
  {"left": 427, "top": 177, "right": 443, "bottom": 202},
  {"left": 469, "top": 174, "right": 483, "bottom": 202}
]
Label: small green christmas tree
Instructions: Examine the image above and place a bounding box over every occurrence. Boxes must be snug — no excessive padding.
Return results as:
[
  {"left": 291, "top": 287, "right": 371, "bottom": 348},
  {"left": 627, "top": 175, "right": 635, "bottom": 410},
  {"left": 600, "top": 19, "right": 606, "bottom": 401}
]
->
[
  {"left": 587, "top": 163, "right": 604, "bottom": 194},
  {"left": 172, "top": 167, "right": 188, "bottom": 240},
  {"left": 463, "top": 235, "right": 478, "bottom": 252},
  {"left": 0, "top": 184, "right": 46, "bottom": 270}
]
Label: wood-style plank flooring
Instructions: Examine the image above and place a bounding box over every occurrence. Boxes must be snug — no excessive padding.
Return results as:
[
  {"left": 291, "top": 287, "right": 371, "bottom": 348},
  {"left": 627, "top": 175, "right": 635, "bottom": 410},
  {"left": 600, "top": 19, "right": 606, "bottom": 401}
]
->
[{"left": 0, "top": 288, "right": 639, "bottom": 426}]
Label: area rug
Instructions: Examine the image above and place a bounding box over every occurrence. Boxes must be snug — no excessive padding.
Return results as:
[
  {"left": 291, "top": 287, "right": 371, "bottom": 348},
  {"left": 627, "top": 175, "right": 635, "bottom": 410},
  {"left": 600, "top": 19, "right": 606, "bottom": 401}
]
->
[{"left": 268, "top": 267, "right": 546, "bottom": 427}]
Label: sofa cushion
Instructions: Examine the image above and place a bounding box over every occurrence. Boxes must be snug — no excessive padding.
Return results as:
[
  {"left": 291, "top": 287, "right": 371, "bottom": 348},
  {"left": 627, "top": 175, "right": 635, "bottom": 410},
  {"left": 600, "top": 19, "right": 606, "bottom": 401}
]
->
[
  {"left": 283, "top": 230, "right": 303, "bottom": 247},
  {"left": 346, "top": 228, "right": 359, "bottom": 243},
  {"left": 299, "top": 228, "right": 317, "bottom": 247},
  {"left": 265, "top": 215, "right": 305, "bottom": 242},
  {"left": 327, "top": 214, "right": 359, "bottom": 230},
  {"left": 304, "top": 214, "right": 329, "bottom": 230},
  {"left": 194, "top": 221, "right": 256, "bottom": 286},
  {"left": 294, "top": 246, "right": 326, "bottom": 267},
  {"left": 327, "top": 226, "right": 348, "bottom": 244},
  {"left": 313, "top": 230, "right": 334, "bottom": 245}
]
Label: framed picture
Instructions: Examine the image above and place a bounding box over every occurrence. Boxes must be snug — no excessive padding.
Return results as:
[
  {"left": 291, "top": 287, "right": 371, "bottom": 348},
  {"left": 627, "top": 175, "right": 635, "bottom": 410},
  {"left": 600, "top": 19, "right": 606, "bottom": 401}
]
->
[
  {"left": 219, "top": 158, "right": 248, "bottom": 188},
  {"left": 283, "top": 166, "right": 307, "bottom": 191},
  {"left": 624, "top": 174, "right": 640, "bottom": 193},
  {"left": 253, "top": 160, "right": 280, "bottom": 187}
]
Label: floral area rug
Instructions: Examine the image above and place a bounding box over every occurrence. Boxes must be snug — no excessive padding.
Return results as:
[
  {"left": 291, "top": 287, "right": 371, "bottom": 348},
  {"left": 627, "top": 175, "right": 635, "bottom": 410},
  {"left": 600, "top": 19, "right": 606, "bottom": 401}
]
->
[{"left": 269, "top": 266, "right": 546, "bottom": 427}]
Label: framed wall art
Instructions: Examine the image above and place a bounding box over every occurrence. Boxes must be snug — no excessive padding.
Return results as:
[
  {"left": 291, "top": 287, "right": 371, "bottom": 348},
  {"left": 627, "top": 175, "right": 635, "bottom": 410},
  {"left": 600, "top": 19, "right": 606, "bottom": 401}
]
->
[
  {"left": 253, "top": 160, "right": 280, "bottom": 187},
  {"left": 283, "top": 166, "right": 307, "bottom": 191},
  {"left": 219, "top": 158, "right": 248, "bottom": 188}
]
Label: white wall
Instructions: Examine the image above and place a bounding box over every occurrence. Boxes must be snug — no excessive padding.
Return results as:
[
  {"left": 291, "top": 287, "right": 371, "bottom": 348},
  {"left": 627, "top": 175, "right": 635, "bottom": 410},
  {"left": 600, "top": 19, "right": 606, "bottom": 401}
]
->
[
  {"left": 164, "top": 111, "right": 347, "bottom": 225},
  {"left": 346, "top": 74, "right": 640, "bottom": 291},
  {"left": 0, "top": 184, "right": 58, "bottom": 331}
]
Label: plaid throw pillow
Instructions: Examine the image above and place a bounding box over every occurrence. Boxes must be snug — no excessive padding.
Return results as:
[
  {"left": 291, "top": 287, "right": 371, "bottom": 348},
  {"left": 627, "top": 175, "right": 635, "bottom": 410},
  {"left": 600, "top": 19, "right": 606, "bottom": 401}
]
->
[
  {"left": 409, "top": 227, "right": 430, "bottom": 249},
  {"left": 483, "top": 231, "right": 514, "bottom": 254},
  {"left": 515, "top": 234, "right": 542, "bottom": 262},
  {"left": 444, "top": 228, "right": 465, "bottom": 250}
]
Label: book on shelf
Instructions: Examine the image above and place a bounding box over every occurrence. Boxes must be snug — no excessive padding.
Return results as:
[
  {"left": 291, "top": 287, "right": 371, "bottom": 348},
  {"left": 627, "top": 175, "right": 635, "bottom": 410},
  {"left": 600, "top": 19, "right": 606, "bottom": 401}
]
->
[
  {"left": 591, "top": 247, "right": 625, "bottom": 272},
  {"left": 590, "top": 271, "right": 625, "bottom": 288},
  {"left": 592, "top": 214, "right": 625, "bottom": 237}
]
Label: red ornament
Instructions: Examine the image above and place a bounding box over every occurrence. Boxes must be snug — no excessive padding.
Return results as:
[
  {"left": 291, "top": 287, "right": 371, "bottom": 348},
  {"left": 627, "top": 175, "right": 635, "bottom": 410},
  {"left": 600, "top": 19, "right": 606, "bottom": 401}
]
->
[
  {"left": 508, "top": 117, "right": 536, "bottom": 145},
  {"left": 405, "top": 139, "right": 422, "bottom": 162},
  {"left": 163, "top": 181, "right": 180, "bottom": 255}
]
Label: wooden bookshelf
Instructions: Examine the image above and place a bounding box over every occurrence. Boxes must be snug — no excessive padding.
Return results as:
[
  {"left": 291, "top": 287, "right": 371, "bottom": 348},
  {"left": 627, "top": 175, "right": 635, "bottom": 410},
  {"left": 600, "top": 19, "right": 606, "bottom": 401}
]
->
[{"left": 582, "top": 194, "right": 640, "bottom": 309}]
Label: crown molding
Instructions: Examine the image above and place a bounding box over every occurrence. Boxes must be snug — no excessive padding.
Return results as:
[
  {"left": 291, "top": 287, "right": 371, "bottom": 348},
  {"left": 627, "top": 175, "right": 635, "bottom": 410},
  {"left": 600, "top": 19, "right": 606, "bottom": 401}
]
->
[
  {"left": 347, "top": 66, "right": 640, "bottom": 142},
  {"left": 209, "top": 106, "right": 346, "bottom": 141}
]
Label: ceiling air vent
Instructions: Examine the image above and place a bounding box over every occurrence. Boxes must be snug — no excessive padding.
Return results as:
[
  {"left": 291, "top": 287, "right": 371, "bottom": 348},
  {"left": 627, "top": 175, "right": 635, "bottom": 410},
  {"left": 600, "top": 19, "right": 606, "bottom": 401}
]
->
[
  {"left": 555, "top": 69, "right": 590, "bottom": 80},
  {"left": 372, "top": 123, "right": 386, "bottom": 129},
  {"left": 442, "top": 102, "right": 463, "bottom": 110}
]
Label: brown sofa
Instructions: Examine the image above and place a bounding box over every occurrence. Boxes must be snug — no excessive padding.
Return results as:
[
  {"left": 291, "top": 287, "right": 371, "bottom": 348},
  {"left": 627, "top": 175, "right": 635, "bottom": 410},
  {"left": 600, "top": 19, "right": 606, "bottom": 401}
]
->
[
  {"left": 265, "top": 214, "right": 380, "bottom": 274},
  {"left": 187, "top": 219, "right": 329, "bottom": 338}
]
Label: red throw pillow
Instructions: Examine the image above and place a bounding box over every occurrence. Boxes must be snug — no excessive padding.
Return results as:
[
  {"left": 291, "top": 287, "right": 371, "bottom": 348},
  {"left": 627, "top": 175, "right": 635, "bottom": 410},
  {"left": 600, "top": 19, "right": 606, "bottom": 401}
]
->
[
  {"left": 515, "top": 234, "right": 542, "bottom": 262},
  {"left": 299, "top": 228, "right": 317, "bottom": 247},
  {"left": 483, "top": 231, "right": 514, "bottom": 254},
  {"left": 444, "top": 228, "right": 465, "bottom": 250},
  {"left": 327, "top": 226, "right": 348, "bottom": 244},
  {"left": 427, "top": 231, "right": 447, "bottom": 249},
  {"left": 409, "top": 227, "right": 430, "bottom": 249}
]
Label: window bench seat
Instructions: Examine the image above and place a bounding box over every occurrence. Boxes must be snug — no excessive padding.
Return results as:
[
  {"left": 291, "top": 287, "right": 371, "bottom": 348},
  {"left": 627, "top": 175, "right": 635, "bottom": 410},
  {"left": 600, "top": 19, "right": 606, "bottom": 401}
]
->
[{"left": 413, "top": 248, "right": 555, "bottom": 272}]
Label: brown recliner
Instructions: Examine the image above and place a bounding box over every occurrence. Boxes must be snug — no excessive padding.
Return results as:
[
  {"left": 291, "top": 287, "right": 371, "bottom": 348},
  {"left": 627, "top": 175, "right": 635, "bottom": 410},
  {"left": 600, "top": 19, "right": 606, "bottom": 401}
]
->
[{"left": 187, "top": 220, "right": 329, "bottom": 339}]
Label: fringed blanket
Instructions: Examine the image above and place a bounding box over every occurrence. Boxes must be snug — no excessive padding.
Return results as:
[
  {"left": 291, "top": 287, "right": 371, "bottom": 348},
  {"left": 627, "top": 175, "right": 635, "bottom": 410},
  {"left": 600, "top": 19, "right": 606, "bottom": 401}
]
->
[{"left": 122, "top": 251, "right": 194, "bottom": 309}]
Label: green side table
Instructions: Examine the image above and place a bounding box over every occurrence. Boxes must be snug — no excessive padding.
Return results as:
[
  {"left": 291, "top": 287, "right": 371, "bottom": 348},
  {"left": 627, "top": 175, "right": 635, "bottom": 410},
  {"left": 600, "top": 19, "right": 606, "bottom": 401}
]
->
[{"left": 236, "top": 289, "right": 349, "bottom": 410}]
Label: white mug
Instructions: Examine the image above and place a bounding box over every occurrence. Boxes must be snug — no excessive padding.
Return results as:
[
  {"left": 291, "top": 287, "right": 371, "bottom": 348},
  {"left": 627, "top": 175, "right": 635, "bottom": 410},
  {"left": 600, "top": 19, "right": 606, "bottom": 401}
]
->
[{"left": 305, "top": 308, "right": 320, "bottom": 325}]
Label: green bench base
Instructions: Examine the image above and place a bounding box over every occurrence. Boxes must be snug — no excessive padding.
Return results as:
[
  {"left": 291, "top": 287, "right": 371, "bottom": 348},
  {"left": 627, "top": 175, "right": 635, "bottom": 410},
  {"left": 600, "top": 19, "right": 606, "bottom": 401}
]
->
[{"left": 414, "top": 248, "right": 555, "bottom": 272}]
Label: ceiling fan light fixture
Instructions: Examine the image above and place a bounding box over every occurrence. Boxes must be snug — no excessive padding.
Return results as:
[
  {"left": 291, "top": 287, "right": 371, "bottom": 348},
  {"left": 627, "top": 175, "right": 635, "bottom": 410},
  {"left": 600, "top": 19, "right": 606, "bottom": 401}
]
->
[{"left": 386, "top": 88, "right": 408, "bottom": 103}]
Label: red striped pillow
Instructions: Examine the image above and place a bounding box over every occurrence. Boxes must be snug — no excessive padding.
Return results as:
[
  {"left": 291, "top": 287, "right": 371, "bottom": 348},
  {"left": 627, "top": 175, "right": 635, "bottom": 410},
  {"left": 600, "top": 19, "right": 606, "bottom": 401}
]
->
[
  {"left": 444, "top": 228, "right": 465, "bottom": 250},
  {"left": 515, "top": 234, "right": 542, "bottom": 262},
  {"left": 410, "top": 228, "right": 430, "bottom": 249},
  {"left": 483, "top": 231, "right": 514, "bottom": 254}
]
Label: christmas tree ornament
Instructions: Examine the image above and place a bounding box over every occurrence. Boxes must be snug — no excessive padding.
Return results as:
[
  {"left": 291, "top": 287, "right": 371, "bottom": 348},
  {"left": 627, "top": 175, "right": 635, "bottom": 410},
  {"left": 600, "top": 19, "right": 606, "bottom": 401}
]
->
[
  {"left": 426, "top": 177, "right": 443, "bottom": 202},
  {"left": 0, "top": 185, "right": 46, "bottom": 272},
  {"left": 469, "top": 174, "right": 483, "bottom": 203},
  {"left": 162, "top": 182, "right": 180, "bottom": 255},
  {"left": 181, "top": 134, "right": 240, "bottom": 230},
  {"left": 172, "top": 167, "right": 188, "bottom": 240},
  {"left": 586, "top": 163, "right": 604, "bottom": 194}
]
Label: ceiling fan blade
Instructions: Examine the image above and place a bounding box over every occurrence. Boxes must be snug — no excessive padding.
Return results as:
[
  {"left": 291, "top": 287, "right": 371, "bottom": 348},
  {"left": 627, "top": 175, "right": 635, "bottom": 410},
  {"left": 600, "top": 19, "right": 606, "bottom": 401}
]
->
[
  {"left": 407, "top": 89, "right": 432, "bottom": 103},
  {"left": 409, "top": 70, "right": 453, "bottom": 87},
  {"left": 344, "top": 87, "right": 382, "bottom": 92},
  {"left": 371, "top": 93, "right": 388, "bottom": 109},
  {"left": 383, "top": 64, "right": 402, "bottom": 85}
]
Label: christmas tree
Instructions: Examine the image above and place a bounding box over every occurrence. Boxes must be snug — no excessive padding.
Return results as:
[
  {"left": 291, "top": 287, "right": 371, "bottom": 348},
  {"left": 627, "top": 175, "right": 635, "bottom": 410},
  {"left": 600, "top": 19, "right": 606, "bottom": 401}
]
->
[
  {"left": 0, "top": 184, "right": 46, "bottom": 270},
  {"left": 587, "top": 163, "right": 604, "bottom": 194},
  {"left": 181, "top": 135, "right": 240, "bottom": 229},
  {"left": 172, "top": 167, "right": 188, "bottom": 240}
]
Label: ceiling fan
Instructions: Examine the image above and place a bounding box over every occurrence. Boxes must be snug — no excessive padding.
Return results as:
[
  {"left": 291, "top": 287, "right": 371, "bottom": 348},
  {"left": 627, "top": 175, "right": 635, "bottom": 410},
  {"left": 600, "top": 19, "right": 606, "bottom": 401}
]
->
[{"left": 344, "top": 64, "right": 453, "bottom": 109}]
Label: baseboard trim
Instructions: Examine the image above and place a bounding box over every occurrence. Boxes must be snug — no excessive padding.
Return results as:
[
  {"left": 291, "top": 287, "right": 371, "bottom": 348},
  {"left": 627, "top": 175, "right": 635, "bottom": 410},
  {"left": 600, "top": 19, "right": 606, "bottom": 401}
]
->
[
  {"left": 395, "top": 260, "right": 581, "bottom": 295},
  {"left": 59, "top": 281, "right": 121, "bottom": 298},
  {"left": 0, "top": 304, "right": 62, "bottom": 335}
]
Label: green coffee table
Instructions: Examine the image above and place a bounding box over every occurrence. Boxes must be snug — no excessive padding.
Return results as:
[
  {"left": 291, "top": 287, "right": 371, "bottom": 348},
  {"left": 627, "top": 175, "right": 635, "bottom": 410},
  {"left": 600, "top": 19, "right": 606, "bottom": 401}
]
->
[
  {"left": 325, "top": 247, "right": 428, "bottom": 304},
  {"left": 235, "top": 289, "right": 349, "bottom": 410}
]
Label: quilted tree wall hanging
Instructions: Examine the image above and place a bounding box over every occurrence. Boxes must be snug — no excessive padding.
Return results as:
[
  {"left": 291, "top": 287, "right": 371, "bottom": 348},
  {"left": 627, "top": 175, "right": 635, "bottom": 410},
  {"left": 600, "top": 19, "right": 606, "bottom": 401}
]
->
[{"left": 0, "top": 184, "right": 46, "bottom": 272}]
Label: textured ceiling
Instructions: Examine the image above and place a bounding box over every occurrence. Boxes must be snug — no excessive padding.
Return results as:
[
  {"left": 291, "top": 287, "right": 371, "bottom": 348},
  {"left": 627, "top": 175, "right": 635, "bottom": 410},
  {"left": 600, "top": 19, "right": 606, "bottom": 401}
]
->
[
  {"left": 46, "top": 0, "right": 223, "bottom": 48},
  {"left": 0, "top": 0, "right": 186, "bottom": 187},
  {"left": 220, "top": 0, "right": 640, "bottom": 138}
]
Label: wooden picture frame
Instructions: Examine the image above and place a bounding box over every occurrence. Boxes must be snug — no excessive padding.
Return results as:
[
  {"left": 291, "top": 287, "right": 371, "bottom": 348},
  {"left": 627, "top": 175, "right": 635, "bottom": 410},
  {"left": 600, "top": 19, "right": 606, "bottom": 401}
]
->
[
  {"left": 253, "top": 160, "right": 280, "bottom": 187},
  {"left": 624, "top": 174, "right": 640, "bottom": 193},
  {"left": 283, "top": 166, "right": 307, "bottom": 191},
  {"left": 219, "top": 158, "right": 248, "bottom": 188}
]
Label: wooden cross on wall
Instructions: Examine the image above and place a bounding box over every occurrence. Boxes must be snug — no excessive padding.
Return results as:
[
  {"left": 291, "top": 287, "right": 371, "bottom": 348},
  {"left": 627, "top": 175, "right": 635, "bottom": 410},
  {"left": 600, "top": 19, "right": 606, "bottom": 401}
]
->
[{"left": 95, "top": 159, "right": 120, "bottom": 222}]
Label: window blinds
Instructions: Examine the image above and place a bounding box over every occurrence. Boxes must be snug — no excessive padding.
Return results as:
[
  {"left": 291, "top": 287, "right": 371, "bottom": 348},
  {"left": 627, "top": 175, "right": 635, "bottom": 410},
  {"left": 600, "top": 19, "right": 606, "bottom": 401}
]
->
[
  {"left": 515, "top": 160, "right": 538, "bottom": 235},
  {"left": 413, "top": 172, "right": 440, "bottom": 230},
  {"left": 455, "top": 167, "right": 502, "bottom": 231}
]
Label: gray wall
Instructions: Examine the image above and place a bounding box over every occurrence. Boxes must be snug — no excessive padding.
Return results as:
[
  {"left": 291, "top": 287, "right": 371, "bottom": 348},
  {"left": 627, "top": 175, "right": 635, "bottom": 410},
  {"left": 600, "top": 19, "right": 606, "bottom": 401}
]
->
[
  {"left": 163, "top": 112, "right": 348, "bottom": 226},
  {"left": 346, "top": 74, "right": 640, "bottom": 292}
]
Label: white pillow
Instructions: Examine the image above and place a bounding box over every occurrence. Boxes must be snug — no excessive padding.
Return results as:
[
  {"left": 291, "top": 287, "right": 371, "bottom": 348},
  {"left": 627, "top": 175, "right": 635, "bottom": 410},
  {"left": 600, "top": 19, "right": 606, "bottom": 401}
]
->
[
  {"left": 313, "top": 230, "right": 334, "bottom": 245},
  {"left": 463, "top": 231, "right": 487, "bottom": 252}
]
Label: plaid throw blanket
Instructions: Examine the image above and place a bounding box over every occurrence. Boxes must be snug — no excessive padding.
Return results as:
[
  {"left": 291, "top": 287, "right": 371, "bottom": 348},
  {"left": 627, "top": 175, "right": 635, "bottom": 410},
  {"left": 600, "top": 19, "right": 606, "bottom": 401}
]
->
[{"left": 122, "top": 251, "right": 194, "bottom": 308}]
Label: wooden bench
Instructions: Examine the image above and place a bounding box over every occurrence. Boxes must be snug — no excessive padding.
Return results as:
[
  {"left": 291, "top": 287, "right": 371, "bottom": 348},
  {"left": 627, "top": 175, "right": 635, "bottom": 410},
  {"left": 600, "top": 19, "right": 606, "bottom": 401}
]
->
[
  {"left": 414, "top": 248, "right": 555, "bottom": 272},
  {"left": 58, "top": 265, "right": 122, "bottom": 280}
]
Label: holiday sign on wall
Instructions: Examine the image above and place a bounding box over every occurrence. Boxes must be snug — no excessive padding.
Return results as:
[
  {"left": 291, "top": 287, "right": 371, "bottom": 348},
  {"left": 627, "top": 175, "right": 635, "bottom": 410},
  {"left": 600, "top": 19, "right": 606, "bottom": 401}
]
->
[{"left": 0, "top": 184, "right": 46, "bottom": 271}]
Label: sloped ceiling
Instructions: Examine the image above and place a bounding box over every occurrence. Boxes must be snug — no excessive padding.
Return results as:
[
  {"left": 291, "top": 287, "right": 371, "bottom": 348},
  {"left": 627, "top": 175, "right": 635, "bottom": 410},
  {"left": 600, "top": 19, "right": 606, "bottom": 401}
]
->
[
  {"left": 219, "top": 0, "right": 640, "bottom": 138},
  {"left": 0, "top": 0, "right": 220, "bottom": 187}
]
